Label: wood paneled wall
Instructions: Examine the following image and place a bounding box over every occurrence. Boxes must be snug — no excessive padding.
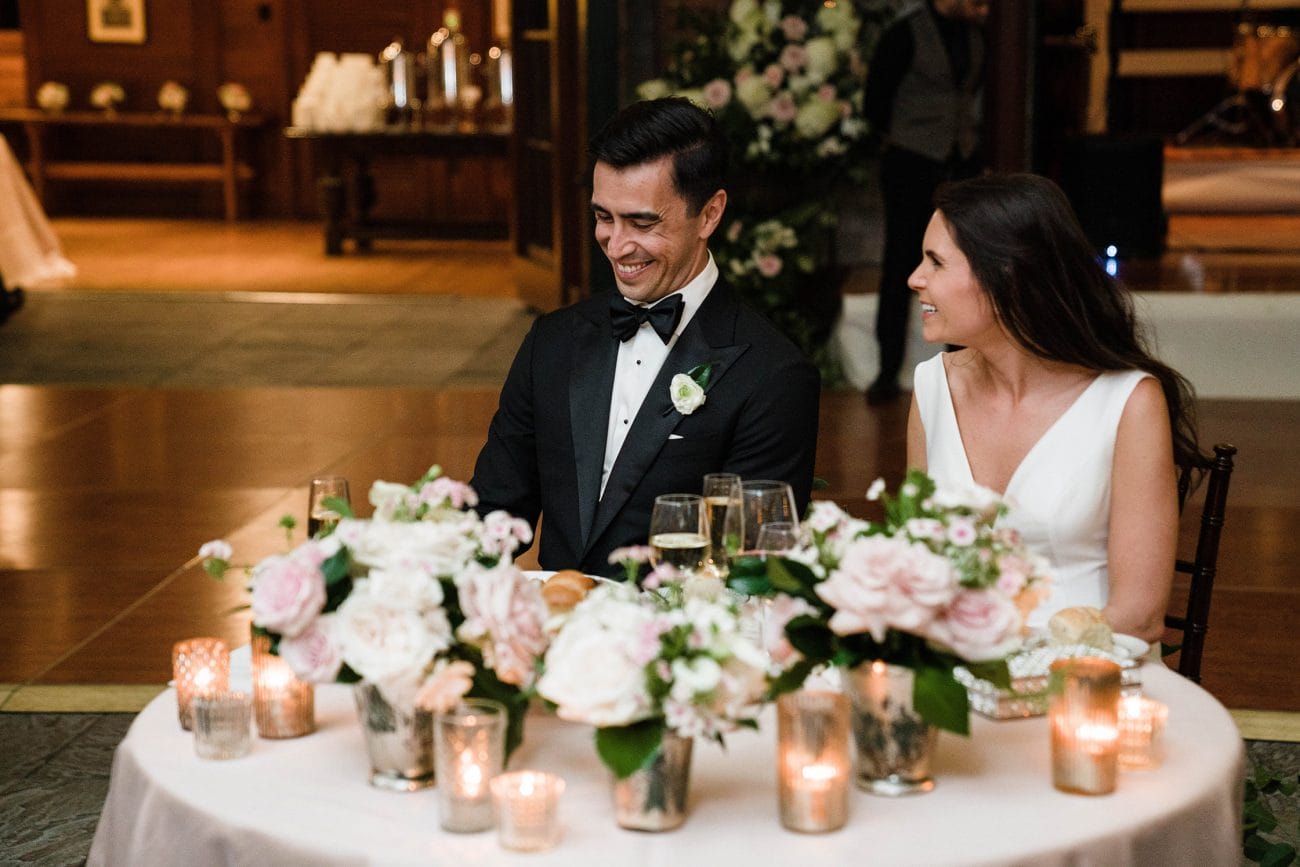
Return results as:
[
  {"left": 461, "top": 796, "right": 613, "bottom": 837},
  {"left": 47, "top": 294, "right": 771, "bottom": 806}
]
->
[{"left": 13, "top": 0, "right": 507, "bottom": 220}]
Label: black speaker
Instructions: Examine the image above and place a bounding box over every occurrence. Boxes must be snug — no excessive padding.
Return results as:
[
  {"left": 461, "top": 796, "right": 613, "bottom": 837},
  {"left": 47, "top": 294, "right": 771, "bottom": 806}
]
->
[{"left": 1059, "top": 135, "right": 1167, "bottom": 259}]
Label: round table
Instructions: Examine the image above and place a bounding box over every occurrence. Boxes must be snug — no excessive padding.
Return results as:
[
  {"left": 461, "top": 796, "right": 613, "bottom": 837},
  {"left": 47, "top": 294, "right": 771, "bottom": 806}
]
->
[{"left": 87, "top": 664, "right": 1243, "bottom": 867}]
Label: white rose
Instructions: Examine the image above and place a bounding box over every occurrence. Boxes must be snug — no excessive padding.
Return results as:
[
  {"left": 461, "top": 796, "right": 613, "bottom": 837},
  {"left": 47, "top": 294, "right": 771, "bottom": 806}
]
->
[
  {"left": 670, "top": 373, "right": 706, "bottom": 416},
  {"left": 537, "top": 591, "right": 655, "bottom": 727},
  {"left": 669, "top": 656, "right": 722, "bottom": 703},
  {"left": 636, "top": 78, "right": 672, "bottom": 101},
  {"left": 334, "top": 593, "right": 449, "bottom": 687},
  {"left": 794, "top": 98, "right": 841, "bottom": 139},
  {"left": 735, "top": 76, "right": 772, "bottom": 116},
  {"left": 277, "top": 615, "right": 343, "bottom": 682},
  {"left": 804, "top": 37, "right": 839, "bottom": 84}
]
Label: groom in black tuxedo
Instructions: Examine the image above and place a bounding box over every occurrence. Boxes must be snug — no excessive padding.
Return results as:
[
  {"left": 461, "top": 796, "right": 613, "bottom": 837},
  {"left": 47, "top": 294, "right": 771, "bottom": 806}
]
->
[{"left": 470, "top": 97, "right": 820, "bottom": 577}]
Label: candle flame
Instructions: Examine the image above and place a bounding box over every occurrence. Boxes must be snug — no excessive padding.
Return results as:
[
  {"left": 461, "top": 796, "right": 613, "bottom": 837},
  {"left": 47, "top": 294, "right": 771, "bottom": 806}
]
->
[{"left": 801, "top": 763, "right": 838, "bottom": 782}]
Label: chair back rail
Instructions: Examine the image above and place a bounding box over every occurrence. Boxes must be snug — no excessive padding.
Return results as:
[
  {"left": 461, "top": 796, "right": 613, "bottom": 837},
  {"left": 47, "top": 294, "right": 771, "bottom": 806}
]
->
[{"left": 1165, "top": 442, "right": 1237, "bottom": 682}]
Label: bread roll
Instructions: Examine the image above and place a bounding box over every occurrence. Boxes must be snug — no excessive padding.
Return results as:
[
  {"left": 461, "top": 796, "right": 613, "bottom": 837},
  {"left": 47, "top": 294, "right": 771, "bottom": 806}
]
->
[
  {"left": 1047, "top": 606, "right": 1114, "bottom": 651},
  {"left": 541, "top": 570, "right": 596, "bottom": 613}
]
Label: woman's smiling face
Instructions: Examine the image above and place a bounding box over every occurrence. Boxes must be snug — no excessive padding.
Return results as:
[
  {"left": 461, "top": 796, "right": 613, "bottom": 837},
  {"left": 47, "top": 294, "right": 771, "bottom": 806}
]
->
[{"left": 908, "top": 210, "right": 999, "bottom": 347}]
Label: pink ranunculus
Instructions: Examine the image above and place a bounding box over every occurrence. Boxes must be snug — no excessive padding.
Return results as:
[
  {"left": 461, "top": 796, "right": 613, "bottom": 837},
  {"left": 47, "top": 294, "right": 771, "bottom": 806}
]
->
[
  {"left": 779, "top": 44, "right": 808, "bottom": 72},
  {"left": 755, "top": 253, "right": 784, "bottom": 277},
  {"left": 780, "top": 14, "right": 809, "bottom": 41},
  {"left": 763, "top": 63, "right": 785, "bottom": 89},
  {"left": 456, "top": 564, "right": 549, "bottom": 687},
  {"left": 250, "top": 551, "right": 327, "bottom": 638},
  {"left": 928, "top": 588, "right": 1022, "bottom": 661},
  {"left": 277, "top": 616, "right": 343, "bottom": 682},
  {"left": 703, "top": 77, "right": 733, "bottom": 109}
]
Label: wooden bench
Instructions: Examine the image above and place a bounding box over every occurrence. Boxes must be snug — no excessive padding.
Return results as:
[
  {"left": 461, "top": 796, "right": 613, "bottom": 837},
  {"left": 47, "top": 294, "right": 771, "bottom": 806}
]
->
[{"left": 0, "top": 107, "right": 261, "bottom": 221}]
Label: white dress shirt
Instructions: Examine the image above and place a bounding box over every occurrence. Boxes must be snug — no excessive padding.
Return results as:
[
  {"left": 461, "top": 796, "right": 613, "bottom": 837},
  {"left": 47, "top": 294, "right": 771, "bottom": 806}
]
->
[{"left": 600, "top": 254, "right": 718, "bottom": 496}]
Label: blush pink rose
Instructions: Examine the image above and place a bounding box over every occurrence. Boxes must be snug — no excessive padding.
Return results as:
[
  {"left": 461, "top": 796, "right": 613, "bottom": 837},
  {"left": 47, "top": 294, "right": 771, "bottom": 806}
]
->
[
  {"left": 814, "top": 536, "right": 895, "bottom": 641},
  {"left": 703, "top": 78, "right": 733, "bottom": 108},
  {"left": 779, "top": 44, "right": 808, "bottom": 71},
  {"left": 927, "top": 588, "right": 1022, "bottom": 661},
  {"left": 780, "top": 15, "right": 808, "bottom": 40},
  {"left": 756, "top": 253, "right": 783, "bottom": 277},
  {"left": 456, "top": 564, "right": 549, "bottom": 687},
  {"left": 415, "top": 659, "right": 475, "bottom": 714},
  {"left": 278, "top": 616, "right": 342, "bottom": 682},
  {"left": 763, "top": 64, "right": 785, "bottom": 89},
  {"left": 250, "top": 551, "right": 327, "bottom": 638},
  {"left": 767, "top": 92, "right": 798, "bottom": 123}
]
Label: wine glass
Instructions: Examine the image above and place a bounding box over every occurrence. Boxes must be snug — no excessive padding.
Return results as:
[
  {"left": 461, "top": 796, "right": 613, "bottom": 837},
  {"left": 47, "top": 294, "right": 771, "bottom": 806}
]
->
[
  {"left": 702, "top": 473, "right": 743, "bottom": 577},
  {"left": 755, "top": 521, "right": 798, "bottom": 554},
  {"left": 740, "top": 479, "right": 798, "bottom": 553},
  {"left": 308, "top": 476, "right": 350, "bottom": 537},
  {"left": 648, "top": 493, "right": 710, "bottom": 575}
]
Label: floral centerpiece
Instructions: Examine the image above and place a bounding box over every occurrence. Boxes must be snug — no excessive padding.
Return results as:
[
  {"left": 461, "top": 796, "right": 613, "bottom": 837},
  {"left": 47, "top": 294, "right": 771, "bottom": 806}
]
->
[
  {"left": 35, "top": 81, "right": 70, "bottom": 113},
  {"left": 217, "top": 82, "right": 252, "bottom": 120},
  {"left": 201, "top": 466, "right": 545, "bottom": 755},
  {"left": 729, "top": 470, "right": 1053, "bottom": 736},
  {"left": 89, "top": 81, "right": 125, "bottom": 114},
  {"left": 537, "top": 561, "right": 768, "bottom": 779},
  {"left": 637, "top": 0, "right": 893, "bottom": 375},
  {"left": 157, "top": 80, "right": 189, "bottom": 115}
]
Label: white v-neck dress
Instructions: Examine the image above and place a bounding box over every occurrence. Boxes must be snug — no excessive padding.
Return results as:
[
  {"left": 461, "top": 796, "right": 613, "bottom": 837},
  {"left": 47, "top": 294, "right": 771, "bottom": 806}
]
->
[{"left": 913, "top": 353, "right": 1151, "bottom": 627}]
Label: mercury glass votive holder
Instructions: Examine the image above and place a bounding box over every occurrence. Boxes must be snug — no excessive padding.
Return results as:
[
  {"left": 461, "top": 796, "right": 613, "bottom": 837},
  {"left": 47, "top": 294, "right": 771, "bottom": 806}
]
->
[
  {"left": 193, "top": 691, "right": 253, "bottom": 760},
  {"left": 1118, "top": 695, "right": 1169, "bottom": 770},
  {"left": 172, "top": 638, "right": 230, "bottom": 731},
  {"left": 251, "top": 633, "right": 315, "bottom": 738},
  {"left": 435, "top": 699, "right": 506, "bottom": 833},
  {"left": 491, "top": 771, "right": 565, "bottom": 852},
  {"left": 777, "top": 689, "right": 851, "bottom": 832},
  {"left": 1050, "top": 657, "right": 1122, "bottom": 795}
]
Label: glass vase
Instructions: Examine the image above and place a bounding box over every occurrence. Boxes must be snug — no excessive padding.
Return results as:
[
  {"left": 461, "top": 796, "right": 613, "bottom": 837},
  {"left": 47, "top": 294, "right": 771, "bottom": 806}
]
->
[
  {"left": 611, "top": 733, "right": 693, "bottom": 831},
  {"left": 352, "top": 682, "right": 434, "bottom": 792},
  {"left": 844, "top": 661, "right": 938, "bottom": 795}
]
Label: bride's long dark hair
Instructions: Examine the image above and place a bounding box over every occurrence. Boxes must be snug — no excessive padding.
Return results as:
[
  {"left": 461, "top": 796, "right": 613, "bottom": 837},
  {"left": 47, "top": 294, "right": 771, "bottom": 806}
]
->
[{"left": 932, "top": 172, "right": 1203, "bottom": 471}]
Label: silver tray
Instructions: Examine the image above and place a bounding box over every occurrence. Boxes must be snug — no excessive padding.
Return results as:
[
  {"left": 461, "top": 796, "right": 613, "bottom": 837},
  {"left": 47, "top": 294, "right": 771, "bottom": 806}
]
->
[{"left": 954, "top": 641, "right": 1142, "bottom": 720}]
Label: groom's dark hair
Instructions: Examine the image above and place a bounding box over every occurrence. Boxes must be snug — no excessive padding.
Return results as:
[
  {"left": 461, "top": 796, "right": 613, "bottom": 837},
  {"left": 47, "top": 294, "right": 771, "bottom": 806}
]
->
[{"left": 589, "top": 97, "right": 728, "bottom": 215}]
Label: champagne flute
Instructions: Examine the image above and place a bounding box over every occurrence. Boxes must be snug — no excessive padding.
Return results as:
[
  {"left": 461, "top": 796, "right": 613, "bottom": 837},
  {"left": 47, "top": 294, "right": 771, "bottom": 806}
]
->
[
  {"left": 740, "top": 479, "right": 798, "bottom": 554},
  {"left": 702, "top": 473, "right": 743, "bottom": 577},
  {"left": 308, "top": 476, "right": 350, "bottom": 537},
  {"left": 649, "top": 494, "right": 710, "bottom": 574}
]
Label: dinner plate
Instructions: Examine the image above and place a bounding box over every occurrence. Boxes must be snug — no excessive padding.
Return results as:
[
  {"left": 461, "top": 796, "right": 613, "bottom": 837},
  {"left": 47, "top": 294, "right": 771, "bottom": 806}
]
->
[{"left": 1112, "top": 633, "right": 1152, "bottom": 661}]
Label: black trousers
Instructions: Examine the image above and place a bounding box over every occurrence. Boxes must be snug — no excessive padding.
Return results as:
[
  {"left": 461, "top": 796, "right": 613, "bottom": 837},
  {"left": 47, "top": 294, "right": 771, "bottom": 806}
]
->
[{"left": 873, "top": 146, "right": 978, "bottom": 384}]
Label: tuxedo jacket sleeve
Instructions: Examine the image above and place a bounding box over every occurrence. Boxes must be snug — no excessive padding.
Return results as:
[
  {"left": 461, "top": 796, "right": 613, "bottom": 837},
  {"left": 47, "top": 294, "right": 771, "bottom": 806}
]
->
[{"left": 471, "top": 280, "right": 820, "bottom": 577}]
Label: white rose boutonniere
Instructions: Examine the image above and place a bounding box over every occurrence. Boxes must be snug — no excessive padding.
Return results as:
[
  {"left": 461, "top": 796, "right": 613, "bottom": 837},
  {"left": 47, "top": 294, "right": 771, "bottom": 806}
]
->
[{"left": 669, "top": 362, "right": 714, "bottom": 416}]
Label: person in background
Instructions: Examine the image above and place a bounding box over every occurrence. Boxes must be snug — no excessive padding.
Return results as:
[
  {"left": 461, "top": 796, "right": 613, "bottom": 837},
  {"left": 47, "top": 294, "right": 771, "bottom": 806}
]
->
[
  {"left": 906, "top": 173, "right": 1202, "bottom": 642},
  {"left": 863, "top": 0, "right": 988, "bottom": 405},
  {"left": 471, "top": 97, "right": 820, "bottom": 577}
]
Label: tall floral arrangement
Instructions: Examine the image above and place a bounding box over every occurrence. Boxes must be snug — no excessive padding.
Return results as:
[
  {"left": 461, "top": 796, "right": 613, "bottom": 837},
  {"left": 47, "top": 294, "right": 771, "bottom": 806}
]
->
[
  {"left": 638, "top": 0, "right": 893, "bottom": 375},
  {"left": 537, "top": 570, "right": 768, "bottom": 778},
  {"left": 201, "top": 466, "right": 545, "bottom": 754},
  {"left": 729, "top": 470, "right": 1053, "bottom": 734}
]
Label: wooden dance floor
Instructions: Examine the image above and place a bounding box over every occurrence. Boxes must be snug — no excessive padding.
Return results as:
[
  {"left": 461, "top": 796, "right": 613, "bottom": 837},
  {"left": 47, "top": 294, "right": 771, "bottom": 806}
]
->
[{"left": 0, "top": 217, "right": 1296, "bottom": 737}]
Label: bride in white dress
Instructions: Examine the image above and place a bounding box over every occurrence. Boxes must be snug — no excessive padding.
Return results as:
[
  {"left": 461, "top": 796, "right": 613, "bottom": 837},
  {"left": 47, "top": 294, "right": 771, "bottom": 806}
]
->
[{"left": 905, "top": 174, "right": 1203, "bottom": 643}]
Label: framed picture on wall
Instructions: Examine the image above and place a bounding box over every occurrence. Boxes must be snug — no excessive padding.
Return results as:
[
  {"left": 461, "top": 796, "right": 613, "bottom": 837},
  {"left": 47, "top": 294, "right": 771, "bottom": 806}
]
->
[{"left": 86, "top": 0, "right": 146, "bottom": 44}]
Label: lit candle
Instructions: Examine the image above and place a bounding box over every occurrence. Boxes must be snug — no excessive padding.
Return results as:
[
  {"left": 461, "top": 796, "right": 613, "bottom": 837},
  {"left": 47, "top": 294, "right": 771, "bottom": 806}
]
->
[
  {"left": 1118, "top": 695, "right": 1169, "bottom": 770},
  {"left": 435, "top": 699, "right": 506, "bottom": 833},
  {"left": 777, "top": 690, "right": 850, "bottom": 833},
  {"left": 251, "top": 632, "right": 315, "bottom": 738},
  {"left": 172, "top": 638, "right": 230, "bottom": 731},
  {"left": 491, "top": 771, "right": 565, "bottom": 852},
  {"left": 1049, "top": 658, "right": 1121, "bottom": 795}
]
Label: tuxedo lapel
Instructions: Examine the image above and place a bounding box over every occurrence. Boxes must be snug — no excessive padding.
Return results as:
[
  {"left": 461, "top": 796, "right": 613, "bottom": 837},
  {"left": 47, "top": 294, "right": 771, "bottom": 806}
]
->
[
  {"left": 586, "top": 283, "right": 749, "bottom": 553},
  {"left": 568, "top": 304, "right": 617, "bottom": 552}
]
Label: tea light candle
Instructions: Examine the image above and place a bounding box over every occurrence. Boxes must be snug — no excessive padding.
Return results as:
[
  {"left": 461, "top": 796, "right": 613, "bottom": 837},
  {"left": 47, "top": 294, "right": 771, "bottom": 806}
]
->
[
  {"left": 1049, "top": 657, "right": 1122, "bottom": 795},
  {"left": 1118, "top": 695, "right": 1169, "bottom": 770},
  {"left": 777, "top": 690, "right": 850, "bottom": 833},
  {"left": 434, "top": 699, "right": 506, "bottom": 833},
  {"left": 491, "top": 771, "right": 565, "bottom": 852},
  {"left": 172, "top": 638, "right": 230, "bottom": 731},
  {"left": 193, "top": 691, "right": 253, "bottom": 760},
  {"left": 251, "top": 633, "right": 315, "bottom": 739}
]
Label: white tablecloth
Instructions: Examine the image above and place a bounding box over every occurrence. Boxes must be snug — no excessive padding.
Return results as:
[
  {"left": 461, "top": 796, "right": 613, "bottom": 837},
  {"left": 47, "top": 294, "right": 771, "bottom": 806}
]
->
[
  {"left": 88, "top": 665, "right": 1243, "bottom": 867},
  {"left": 0, "top": 134, "right": 75, "bottom": 288}
]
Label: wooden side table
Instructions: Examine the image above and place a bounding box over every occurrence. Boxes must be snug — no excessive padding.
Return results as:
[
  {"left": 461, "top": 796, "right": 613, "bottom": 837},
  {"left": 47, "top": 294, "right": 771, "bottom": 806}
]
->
[
  {"left": 0, "top": 108, "right": 263, "bottom": 221},
  {"left": 284, "top": 127, "right": 509, "bottom": 255}
]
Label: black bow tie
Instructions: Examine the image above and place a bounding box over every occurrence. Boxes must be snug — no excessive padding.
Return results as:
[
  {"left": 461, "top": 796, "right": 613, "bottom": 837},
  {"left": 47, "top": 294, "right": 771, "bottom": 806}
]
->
[{"left": 609, "top": 293, "right": 685, "bottom": 344}]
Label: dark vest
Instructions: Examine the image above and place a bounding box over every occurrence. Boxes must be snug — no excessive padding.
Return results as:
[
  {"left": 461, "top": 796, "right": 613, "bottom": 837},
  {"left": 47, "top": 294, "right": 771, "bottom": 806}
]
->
[{"left": 887, "top": 2, "right": 984, "bottom": 163}]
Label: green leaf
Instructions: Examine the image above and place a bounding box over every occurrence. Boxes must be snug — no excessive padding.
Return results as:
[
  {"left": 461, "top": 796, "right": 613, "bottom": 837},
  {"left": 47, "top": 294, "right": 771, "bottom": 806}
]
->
[
  {"left": 202, "top": 559, "right": 229, "bottom": 579},
  {"left": 811, "top": 476, "right": 829, "bottom": 491},
  {"left": 1245, "top": 799, "right": 1280, "bottom": 834},
  {"left": 1246, "top": 834, "right": 1272, "bottom": 861},
  {"left": 913, "top": 666, "right": 970, "bottom": 736},
  {"left": 727, "top": 573, "right": 773, "bottom": 597},
  {"left": 964, "top": 659, "right": 1012, "bottom": 690},
  {"left": 596, "top": 720, "right": 665, "bottom": 780},
  {"left": 1260, "top": 843, "right": 1297, "bottom": 867},
  {"left": 322, "top": 495, "right": 354, "bottom": 520},
  {"left": 767, "top": 556, "right": 816, "bottom": 594},
  {"left": 767, "top": 658, "right": 819, "bottom": 699},
  {"left": 320, "top": 548, "right": 351, "bottom": 585},
  {"left": 687, "top": 362, "right": 714, "bottom": 389},
  {"left": 784, "top": 616, "right": 835, "bottom": 664},
  {"left": 468, "top": 664, "right": 529, "bottom": 760}
]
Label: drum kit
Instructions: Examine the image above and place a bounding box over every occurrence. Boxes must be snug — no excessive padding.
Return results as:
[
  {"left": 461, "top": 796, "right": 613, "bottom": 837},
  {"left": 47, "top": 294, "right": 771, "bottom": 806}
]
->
[{"left": 1176, "top": 21, "right": 1300, "bottom": 146}]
